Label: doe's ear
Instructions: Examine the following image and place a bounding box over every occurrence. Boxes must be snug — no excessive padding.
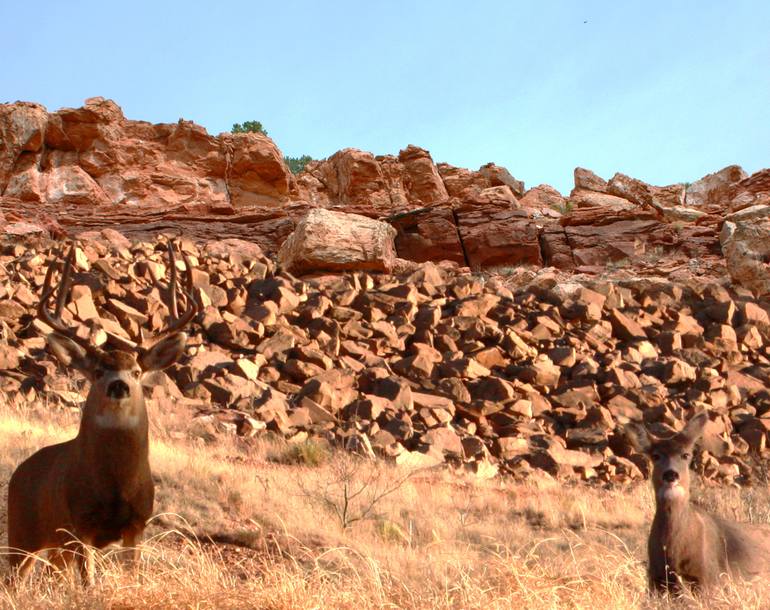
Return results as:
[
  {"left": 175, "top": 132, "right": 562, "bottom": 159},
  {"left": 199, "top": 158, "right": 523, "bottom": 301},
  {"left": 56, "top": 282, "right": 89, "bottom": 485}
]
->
[
  {"left": 47, "top": 333, "right": 94, "bottom": 372},
  {"left": 680, "top": 411, "right": 709, "bottom": 445},
  {"left": 139, "top": 332, "right": 187, "bottom": 372},
  {"left": 625, "top": 424, "right": 652, "bottom": 454}
]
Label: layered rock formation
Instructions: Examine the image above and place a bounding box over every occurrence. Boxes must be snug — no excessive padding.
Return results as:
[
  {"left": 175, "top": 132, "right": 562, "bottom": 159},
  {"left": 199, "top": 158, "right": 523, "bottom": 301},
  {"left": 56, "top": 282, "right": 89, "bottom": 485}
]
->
[
  {"left": 1, "top": 98, "right": 769, "bottom": 294},
  {"left": 0, "top": 97, "right": 293, "bottom": 209}
]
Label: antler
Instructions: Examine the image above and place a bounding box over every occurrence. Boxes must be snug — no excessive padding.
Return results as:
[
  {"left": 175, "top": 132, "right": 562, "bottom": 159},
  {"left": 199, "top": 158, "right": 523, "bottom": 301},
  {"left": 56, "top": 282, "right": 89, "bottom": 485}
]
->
[
  {"left": 37, "top": 243, "right": 97, "bottom": 353},
  {"left": 141, "top": 240, "right": 198, "bottom": 348},
  {"left": 39, "top": 240, "right": 197, "bottom": 353}
]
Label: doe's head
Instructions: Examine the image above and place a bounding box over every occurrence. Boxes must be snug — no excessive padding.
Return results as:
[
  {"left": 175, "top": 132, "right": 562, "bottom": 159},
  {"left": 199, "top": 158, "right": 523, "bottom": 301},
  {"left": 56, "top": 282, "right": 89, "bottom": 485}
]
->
[{"left": 629, "top": 412, "right": 708, "bottom": 504}]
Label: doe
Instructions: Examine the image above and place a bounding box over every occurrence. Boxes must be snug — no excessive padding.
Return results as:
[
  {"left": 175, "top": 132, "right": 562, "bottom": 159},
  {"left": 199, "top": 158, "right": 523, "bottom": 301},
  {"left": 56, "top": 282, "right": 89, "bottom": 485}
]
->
[
  {"left": 6, "top": 240, "right": 197, "bottom": 583},
  {"left": 632, "top": 411, "right": 770, "bottom": 593}
]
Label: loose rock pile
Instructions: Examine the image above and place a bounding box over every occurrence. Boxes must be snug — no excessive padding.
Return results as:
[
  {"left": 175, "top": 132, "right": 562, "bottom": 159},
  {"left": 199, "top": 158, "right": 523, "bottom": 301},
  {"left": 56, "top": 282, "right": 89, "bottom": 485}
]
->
[{"left": 3, "top": 230, "right": 770, "bottom": 486}]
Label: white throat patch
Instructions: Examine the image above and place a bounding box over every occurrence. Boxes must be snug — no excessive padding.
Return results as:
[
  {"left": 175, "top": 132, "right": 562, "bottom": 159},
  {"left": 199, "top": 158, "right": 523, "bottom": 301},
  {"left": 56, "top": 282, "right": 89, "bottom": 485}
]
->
[
  {"left": 658, "top": 483, "right": 686, "bottom": 502},
  {"left": 93, "top": 411, "right": 141, "bottom": 430}
]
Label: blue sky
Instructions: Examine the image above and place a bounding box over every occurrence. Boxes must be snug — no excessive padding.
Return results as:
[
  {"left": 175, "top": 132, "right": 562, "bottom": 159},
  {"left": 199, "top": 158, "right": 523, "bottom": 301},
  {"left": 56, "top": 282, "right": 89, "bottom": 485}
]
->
[{"left": 1, "top": 1, "right": 768, "bottom": 194}]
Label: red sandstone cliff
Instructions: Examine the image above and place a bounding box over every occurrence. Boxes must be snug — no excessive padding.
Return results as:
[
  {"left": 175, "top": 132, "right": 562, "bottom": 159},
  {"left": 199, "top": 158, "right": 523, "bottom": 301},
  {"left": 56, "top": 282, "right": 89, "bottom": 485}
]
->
[{"left": 1, "top": 98, "right": 769, "bottom": 285}]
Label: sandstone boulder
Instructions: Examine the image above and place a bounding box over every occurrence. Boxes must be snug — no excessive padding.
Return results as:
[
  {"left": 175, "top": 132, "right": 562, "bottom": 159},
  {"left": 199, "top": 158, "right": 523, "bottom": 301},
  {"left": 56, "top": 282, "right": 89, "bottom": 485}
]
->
[
  {"left": 478, "top": 163, "right": 525, "bottom": 197},
  {"left": 518, "top": 184, "right": 565, "bottom": 211},
  {"left": 686, "top": 165, "right": 747, "bottom": 211},
  {"left": 456, "top": 208, "right": 541, "bottom": 269},
  {"left": 225, "top": 132, "right": 294, "bottom": 207},
  {"left": 607, "top": 173, "right": 685, "bottom": 213},
  {"left": 397, "top": 145, "right": 448, "bottom": 205},
  {"left": 308, "top": 148, "right": 391, "bottom": 210},
  {"left": 467, "top": 185, "right": 519, "bottom": 207},
  {"left": 0, "top": 102, "right": 47, "bottom": 193},
  {"left": 45, "top": 97, "right": 124, "bottom": 152},
  {"left": 278, "top": 208, "right": 397, "bottom": 274},
  {"left": 4, "top": 154, "right": 43, "bottom": 201},
  {"left": 725, "top": 169, "right": 770, "bottom": 212},
  {"left": 564, "top": 219, "right": 663, "bottom": 267},
  {"left": 437, "top": 163, "right": 485, "bottom": 198},
  {"left": 540, "top": 223, "right": 575, "bottom": 270},
  {"left": 437, "top": 162, "right": 524, "bottom": 199},
  {"left": 298, "top": 146, "right": 448, "bottom": 212},
  {"left": 572, "top": 167, "right": 608, "bottom": 192},
  {"left": 720, "top": 220, "right": 770, "bottom": 295},
  {"left": 389, "top": 207, "right": 465, "bottom": 265},
  {"left": 569, "top": 190, "right": 636, "bottom": 210},
  {"left": 45, "top": 165, "right": 110, "bottom": 205},
  {"left": 724, "top": 204, "right": 770, "bottom": 224}
]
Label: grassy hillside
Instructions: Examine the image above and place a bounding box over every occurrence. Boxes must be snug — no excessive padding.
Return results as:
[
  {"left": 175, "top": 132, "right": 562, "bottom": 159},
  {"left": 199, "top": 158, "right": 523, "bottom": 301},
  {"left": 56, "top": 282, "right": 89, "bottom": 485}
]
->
[{"left": 0, "top": 401, "right": 768, "bottom": 609}]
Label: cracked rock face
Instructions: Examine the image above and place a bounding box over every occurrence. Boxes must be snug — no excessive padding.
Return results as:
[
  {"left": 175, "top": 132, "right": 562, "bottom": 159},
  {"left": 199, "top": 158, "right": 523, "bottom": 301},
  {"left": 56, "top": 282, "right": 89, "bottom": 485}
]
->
[
  {"left": 0, "top": 98, "right": 765, "bottom": 280},
  {"left": 0, "top": 97, "right": 294, "bottom": 209}
]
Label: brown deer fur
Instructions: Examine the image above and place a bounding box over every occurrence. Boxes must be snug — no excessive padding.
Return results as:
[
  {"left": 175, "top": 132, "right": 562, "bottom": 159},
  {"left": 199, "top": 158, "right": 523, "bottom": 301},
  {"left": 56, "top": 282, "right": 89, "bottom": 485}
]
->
[
  {"left": 6, "top": 243, "right": 195, "bottom": 583},
  {"left": 7, "top": 334, "right": 188, "bottom": 582},
  {"left": 632, "top": 412, "right": 770, "bottom": 593}
]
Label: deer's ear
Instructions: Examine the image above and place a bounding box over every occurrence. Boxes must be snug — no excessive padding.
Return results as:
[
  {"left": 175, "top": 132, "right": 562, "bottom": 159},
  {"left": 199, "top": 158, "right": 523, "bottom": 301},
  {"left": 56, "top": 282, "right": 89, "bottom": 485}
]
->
[
  {"left": 139, "top": 333, "right": 187, "bottom": 371},
  {"left": 625, "top": 425, "right": 652, "bottom": 454},
  {"left": 47, "top": 333, "right": 94, "bottom": 372},
  {"left": 680, "top": 411, "right": 709, "bottom": 444}
]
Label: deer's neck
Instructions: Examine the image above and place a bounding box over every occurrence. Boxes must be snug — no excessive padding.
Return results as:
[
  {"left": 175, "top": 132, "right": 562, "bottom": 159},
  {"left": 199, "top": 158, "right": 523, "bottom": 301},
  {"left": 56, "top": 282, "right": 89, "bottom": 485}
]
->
[
  {"left": 656, "top": 494, "right": 690, "bottom": 522},
  {"left": 653, "top": 493, "right": 698, "bottom": 552},
  {"left": 75, "top": 398, "right": 151, "bottom": 487}
]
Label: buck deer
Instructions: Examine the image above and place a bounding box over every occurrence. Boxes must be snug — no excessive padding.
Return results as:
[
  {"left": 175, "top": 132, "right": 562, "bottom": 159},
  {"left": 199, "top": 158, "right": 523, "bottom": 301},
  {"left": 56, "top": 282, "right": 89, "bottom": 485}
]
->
[
  {"left": 6, "top": 241, "right": 197, "bottom": 583},
  {"left": 631, "top": 411, "right": 770, "bottom": 593}
]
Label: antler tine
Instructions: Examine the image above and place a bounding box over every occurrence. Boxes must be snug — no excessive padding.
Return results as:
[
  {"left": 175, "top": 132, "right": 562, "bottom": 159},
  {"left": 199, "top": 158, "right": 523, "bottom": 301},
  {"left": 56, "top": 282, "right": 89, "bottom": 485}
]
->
[
  {"left": 38, "top": 247, "right": 60, "bottom": 306},
  {"left": 37, "top": 243, "right": 94, "bottom": 352},
  {"left": 168, "top": 246, "right": 198, "bottom": 331},
  {"left": 54, "top": 244, "right": 76, "bottom": 318},
  {"left": 167, "top": 240, "right": 179, "bottom": 320},
  {"left": 142, "top": 240, "right": 198, "bottom": 348}
]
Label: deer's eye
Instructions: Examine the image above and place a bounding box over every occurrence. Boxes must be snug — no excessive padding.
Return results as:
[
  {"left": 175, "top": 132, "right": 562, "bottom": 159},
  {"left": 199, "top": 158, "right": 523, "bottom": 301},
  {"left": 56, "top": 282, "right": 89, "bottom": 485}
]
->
[
  {"left": 682, "top": 452, "right": 691, "bottom": 460},
  {"left": 93, "top": 369, "right": 104, "bottom": 380},
  {"left": 132, "top": 370, "right": 141, "bottom": 379},
  {"left": 651, "top": 452, "right": 661, "bottom": 462}
]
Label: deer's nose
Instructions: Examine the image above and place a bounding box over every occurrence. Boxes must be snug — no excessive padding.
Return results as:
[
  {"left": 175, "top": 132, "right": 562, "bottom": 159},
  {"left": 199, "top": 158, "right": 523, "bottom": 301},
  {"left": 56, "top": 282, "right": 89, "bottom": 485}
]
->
[
  {"left": 662, "top": 470, "right": 679, "bottom": 483},
  {"left": 106, "top": 379, "right": 130, "bottom": 400}
]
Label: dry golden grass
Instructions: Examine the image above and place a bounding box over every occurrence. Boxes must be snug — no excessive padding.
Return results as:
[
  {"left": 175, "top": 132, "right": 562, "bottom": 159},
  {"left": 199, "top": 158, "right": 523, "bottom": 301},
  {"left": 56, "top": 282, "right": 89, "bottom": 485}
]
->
[{"left": 1, "top": 400, "right": 769, "bottom": 609}]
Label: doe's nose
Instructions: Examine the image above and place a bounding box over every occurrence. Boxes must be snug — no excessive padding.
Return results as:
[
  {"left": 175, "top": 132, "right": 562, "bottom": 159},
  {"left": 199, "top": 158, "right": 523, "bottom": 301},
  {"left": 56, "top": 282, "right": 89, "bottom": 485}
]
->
[
  {"left": 662, "top": 470, "right": 679, "bottom": 483},
  {"left": 106, "top": 379, "right": 130, "bottom": 400}
]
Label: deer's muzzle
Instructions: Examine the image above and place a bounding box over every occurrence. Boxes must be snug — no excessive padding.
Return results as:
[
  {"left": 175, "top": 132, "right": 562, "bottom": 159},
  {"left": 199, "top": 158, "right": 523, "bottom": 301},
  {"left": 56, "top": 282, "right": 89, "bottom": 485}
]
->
[
  {"left": 106, "top": 379, "right": 130, "bottom": 400},
  {"left": 662, "top": 470, "right": 679, "bottom": 483}
]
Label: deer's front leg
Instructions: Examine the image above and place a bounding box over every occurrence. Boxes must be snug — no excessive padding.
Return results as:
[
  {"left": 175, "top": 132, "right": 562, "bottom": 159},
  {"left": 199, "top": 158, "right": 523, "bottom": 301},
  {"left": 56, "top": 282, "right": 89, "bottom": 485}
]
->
[
  {"left": 79, "top": 544, "right": 96, "bottom": 586},
  {"left": 121, "top": 524, "right": 145, "bottom": 569}
]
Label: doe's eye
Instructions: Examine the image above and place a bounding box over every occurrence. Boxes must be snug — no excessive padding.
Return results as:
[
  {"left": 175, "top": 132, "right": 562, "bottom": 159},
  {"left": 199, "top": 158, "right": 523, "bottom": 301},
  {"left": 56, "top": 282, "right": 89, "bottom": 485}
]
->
[
  {"left": 651, "top": 452, "right": 661, "bottom": 462},
  {"left": 132, "top": 370, "right": 141, "bottom": 379},
  {"left": 93, "top": 369, "right": 104, "bottom": 380},
  {"left": 681, "top": 452, "right": 691, "bottom": 460}
]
